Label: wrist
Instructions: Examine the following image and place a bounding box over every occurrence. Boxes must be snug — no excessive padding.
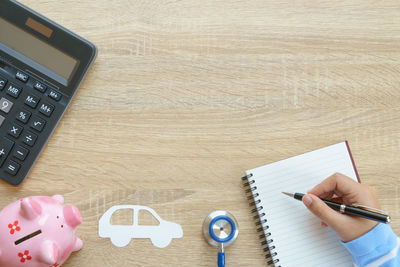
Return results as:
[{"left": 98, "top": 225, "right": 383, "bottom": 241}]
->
[{"left": 337, "top": 220, "right": 378, "bottom": 242}]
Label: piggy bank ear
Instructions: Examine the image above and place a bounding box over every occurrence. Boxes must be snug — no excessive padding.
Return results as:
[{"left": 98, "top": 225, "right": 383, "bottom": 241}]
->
[
  {"left": 63, "top": 205, "right": 82, "bottom": 228},
  {"left": 39, "top": 240, "right": 58, "bottom": 264},
  {"left": 52, "top": 195, "right": 64, "bottom": 204},
  {"left": 20, "top": 197, "right": 42, "bottom": 220}
]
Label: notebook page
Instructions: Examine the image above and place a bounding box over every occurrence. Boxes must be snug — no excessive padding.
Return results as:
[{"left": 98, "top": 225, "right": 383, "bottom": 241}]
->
[{"left": 246, "top": 142, "right": 358, "bottom": 267}]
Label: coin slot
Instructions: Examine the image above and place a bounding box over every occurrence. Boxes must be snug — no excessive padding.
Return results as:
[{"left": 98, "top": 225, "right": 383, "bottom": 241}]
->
[{"left": 14, "top": 229, "right": 42, "bottom": 245}]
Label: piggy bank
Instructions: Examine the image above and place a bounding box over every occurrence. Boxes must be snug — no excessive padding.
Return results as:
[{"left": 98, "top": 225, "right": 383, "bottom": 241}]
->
[{"left": 0, "top": 195, "right": 83, "bottom": 267}]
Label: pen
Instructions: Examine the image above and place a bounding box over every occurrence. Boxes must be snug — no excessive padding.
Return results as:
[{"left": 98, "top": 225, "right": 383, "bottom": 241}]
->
[{"left": 282, "top": 192, "right": 391, "bottom": 224}]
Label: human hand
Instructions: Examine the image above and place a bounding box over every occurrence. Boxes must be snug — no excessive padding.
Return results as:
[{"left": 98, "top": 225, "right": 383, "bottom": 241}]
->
[{"left": 302, "top": 173, "right": 380, "bottom": 242}]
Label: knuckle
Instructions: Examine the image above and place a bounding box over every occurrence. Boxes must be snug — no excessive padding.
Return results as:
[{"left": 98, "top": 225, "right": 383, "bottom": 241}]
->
[{"left": 332, "top": 172, "right": 343, "bottom": 181}]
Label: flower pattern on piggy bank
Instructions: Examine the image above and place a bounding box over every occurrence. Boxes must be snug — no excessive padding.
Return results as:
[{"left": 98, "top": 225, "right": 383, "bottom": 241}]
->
[{"left": 0, "top": 195, "right": 82, "bottom": 267}]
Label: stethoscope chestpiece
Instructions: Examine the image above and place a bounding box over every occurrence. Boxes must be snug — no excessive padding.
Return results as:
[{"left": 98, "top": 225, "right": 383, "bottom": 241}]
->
[{"left": 203, "top": 210, "right": 239, "bottom": 267}]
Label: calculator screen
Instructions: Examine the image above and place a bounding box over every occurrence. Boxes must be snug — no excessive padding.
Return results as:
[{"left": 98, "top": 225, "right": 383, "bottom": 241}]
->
[{"left": 0, "top": 18, "right": 78, "bottom": 81}]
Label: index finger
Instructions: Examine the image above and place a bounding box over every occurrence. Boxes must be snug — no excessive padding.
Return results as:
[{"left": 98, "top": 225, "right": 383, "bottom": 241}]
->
[{"left": 308, "top": 173, "right": 360, "bottom": 198}]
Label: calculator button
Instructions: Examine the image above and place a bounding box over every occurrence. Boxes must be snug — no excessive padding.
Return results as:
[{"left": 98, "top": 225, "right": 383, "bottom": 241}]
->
[
  {"left": 16, "top": 109, "right": 31, "bottom": 124},
  {"left": 6, "top": 83, "right": 22, "bottom": 98},
  {"left": 15, "top": 71, "right": 29, "bottom": 83},
  {"left": 22, "top": 131, "right": 37, "bottom": 147},
  {"left": 48, "top": 89, "right": 61, "bottom": 101},
  {"left": 0, "top": 76, "right": 7, "bottom": 90},
  {"left": 8, "top": 123, "right": 23, "bottom": 138},
  {"left": 0, "top": 137, "right": 14, "bottom": 166},
  {"left": 0, "top": 97, "right": 13, "bottom": 113},
  {"left": 34, "top": 81, "right": 47, "bottom": 93},
  {"left": 39, "top": 102, "right": 54, "bottom": 117},
  {"left": 0, "top": 115, "right": 4, "bottom": 127},
  {"left": 30, "top": 115, "right": 46, "bottom": 132},
  {"left": 5, "top": 160, "right": 20, "bottom": 176},
  {"left": 13, "top": 146, "right": 29, "bottom": 161},
  {"left": 24, "top": 94, "right": 40, "bottom": 108}
]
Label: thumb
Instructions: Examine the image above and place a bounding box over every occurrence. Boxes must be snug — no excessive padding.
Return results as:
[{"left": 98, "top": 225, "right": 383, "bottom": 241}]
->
[{"left": 302, "top": 194, "right": 345, "bottom": 228}]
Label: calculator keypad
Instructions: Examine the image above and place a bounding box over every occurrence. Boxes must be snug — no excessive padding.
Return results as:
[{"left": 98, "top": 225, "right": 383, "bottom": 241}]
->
[{"left": 0, "top": 64, "right": 67, "bottom": 185}]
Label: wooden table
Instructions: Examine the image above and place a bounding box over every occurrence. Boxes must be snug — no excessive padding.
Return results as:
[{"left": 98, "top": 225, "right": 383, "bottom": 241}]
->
[{"left": 1, "top": 0, "right": 400, "bottom": 266}]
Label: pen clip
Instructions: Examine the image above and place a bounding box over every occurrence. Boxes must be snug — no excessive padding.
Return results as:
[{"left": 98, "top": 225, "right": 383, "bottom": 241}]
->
[{"left": 351, "top": 203, "right": 388, "bottom": 215}]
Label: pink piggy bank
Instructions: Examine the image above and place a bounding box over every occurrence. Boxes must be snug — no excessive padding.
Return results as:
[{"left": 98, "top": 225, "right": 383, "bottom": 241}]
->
[{"left": 0, "top": 195, "right": 83, "bottom": 267}]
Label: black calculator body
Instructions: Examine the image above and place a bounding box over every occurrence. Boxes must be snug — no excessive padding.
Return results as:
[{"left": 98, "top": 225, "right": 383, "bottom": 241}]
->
[{"left": 0, "top": 0, "right": 97, "bottom": 185}]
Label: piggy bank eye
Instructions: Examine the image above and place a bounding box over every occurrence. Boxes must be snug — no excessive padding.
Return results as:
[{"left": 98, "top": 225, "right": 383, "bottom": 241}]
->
[
  {"left": 57, "top": 216, "right": 59, "bottom": 219},
  {"left": 61, "top": 225, "right": 64, "bottom": 228}
]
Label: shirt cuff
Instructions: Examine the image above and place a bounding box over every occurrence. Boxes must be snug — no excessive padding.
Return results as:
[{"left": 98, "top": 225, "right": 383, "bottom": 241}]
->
[{"left": 342, "top": 223, "right": 397, "bottom": 257}]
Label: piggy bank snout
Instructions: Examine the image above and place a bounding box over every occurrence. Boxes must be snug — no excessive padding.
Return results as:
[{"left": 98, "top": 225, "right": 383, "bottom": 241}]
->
[{"left": 63, "top": 205, "right": 82, "bottom": 228}]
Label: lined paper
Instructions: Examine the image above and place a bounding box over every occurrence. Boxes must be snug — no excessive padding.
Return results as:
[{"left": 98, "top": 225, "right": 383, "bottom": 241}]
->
[{"left": 246, "top": 142, "right": 357, "bottom": 267}]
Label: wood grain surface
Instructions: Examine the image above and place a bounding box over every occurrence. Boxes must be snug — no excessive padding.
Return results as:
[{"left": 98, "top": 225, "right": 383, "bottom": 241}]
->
[{"left": 1, "top": 0, "right": 400, "bottom": 266}]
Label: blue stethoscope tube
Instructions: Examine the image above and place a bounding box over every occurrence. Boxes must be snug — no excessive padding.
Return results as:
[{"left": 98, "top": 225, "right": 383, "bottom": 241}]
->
[
  {"left": 209, "top": 215, "right": 236, "bottom": 267},
  {"left": 218, "top": 250, "right": 225, "bottom": 267}
]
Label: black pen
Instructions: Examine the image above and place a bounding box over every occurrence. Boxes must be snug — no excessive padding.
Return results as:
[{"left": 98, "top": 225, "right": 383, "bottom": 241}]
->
[{"left": 282, "top": 192, "right": 391, "bottom": 224}]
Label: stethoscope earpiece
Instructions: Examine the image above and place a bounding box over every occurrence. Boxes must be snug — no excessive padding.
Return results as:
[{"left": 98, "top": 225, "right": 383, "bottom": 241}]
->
[{"left": 203, "top": 211, "right": 239, "bottom": 267}]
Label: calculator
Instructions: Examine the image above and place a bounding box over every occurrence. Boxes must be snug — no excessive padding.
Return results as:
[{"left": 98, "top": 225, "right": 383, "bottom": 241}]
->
[{"left": 0, "top": 1, "right": 97, "bottom": 185}]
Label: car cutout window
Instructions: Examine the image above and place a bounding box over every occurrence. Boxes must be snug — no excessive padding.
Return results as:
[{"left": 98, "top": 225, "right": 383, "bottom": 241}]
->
[
  {"left": 110, "top": 207, "right": 134, "bottom": 226},
  {"left": 138, "top": 209, "right": 160, "bottom": 226}
]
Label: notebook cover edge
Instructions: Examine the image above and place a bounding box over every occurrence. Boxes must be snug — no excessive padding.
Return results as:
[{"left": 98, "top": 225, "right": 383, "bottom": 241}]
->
[{"left": 345, "top": 140, "right": 361, "bottom": 183}]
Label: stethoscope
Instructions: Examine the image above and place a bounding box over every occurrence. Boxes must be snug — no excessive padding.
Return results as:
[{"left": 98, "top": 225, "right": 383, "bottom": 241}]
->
[{"left": 203, "top": 210, "right": 239, "bottom": 267}]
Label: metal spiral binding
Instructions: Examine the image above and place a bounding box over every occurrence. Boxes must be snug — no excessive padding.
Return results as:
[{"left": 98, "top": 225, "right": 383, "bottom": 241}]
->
[{"left": 242, "top": 173, "right": 280, "bottom": 267}]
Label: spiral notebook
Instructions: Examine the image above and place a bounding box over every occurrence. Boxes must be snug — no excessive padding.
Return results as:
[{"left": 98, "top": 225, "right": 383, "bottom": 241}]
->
[{"left": 242, "top": 141, "right": 360, "bottom": 267}]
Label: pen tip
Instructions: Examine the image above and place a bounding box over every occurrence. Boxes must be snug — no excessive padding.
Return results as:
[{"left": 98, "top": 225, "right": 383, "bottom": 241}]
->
[{"left": 282, "top": 192, "right": 294, "bottom": 198}]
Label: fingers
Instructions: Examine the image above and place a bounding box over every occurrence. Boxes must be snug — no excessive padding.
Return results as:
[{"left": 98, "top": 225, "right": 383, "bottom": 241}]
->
[
  {"left": 302, "top": 194, "right": 346, "bottom": 229},
  {"left": 304, "top": 174, "right": 382, "bottom": 242},
  {"left": 308, "top": 173, "right": 360, "bottom": 198}
]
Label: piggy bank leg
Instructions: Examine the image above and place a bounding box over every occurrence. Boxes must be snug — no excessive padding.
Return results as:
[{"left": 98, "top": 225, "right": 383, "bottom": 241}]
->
[
  {"left": 73, "top": 238, "right": 83, "bottom": 252},
  {"left": 39, "top": 240, "right": 59, "bottom": 264}
]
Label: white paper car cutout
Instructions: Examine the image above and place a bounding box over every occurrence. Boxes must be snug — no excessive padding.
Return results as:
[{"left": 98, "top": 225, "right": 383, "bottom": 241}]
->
[{"left": 99, "top": 205, "right": 183, "bottom": 248}]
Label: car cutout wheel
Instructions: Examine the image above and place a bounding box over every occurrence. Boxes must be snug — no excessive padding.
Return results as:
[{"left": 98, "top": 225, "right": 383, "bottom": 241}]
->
[
  {"left": 110, "top": 235, "right": 131, "bottom": 248},
  {"left": 151, "top": 237, "right": 172, "bottom": 248}
]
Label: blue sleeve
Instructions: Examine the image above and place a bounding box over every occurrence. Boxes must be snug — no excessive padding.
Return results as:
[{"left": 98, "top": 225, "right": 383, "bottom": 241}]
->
[{"left": 341, "top": 223, "right": 400, "bottom": 267}]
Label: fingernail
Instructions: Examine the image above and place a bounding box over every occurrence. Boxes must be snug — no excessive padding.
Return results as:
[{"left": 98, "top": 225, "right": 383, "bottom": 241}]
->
[{"left": 303, "top": 194, "right": 313, "bottom": 207}]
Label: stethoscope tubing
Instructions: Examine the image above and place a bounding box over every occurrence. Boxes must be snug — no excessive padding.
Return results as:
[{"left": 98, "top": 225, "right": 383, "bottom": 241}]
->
[{"left": 218, "top": 252, "right": 225, "bottom": 267}]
